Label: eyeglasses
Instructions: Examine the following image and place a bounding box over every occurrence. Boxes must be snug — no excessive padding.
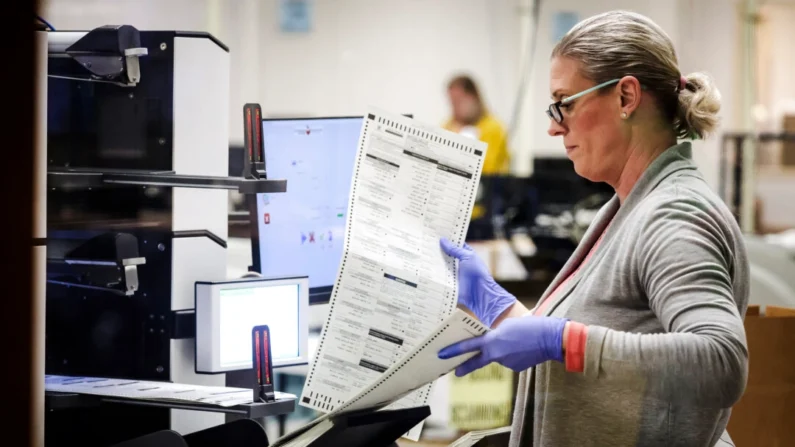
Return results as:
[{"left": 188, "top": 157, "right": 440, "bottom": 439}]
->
[{"left": 546, "top": 79, "right": 620, "bottom": 124}]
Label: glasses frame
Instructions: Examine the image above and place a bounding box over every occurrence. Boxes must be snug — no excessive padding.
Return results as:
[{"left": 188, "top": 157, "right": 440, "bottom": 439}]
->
[{"left": 546, "top": 78, "right": 621, "bottom": 124}]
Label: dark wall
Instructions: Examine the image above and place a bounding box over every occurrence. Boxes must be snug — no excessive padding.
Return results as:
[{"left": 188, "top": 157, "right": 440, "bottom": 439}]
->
[{"left": 4, "top": 2, "right": 38, "bottom": 446}]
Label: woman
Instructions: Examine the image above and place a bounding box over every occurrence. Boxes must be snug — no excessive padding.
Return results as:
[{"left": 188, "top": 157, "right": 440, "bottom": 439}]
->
[
  {"left": 444, "top": 75, "right": 511, "bottom": 175},
  {"left": 438, "top": 11, "right": 749, "bottom": 447}
]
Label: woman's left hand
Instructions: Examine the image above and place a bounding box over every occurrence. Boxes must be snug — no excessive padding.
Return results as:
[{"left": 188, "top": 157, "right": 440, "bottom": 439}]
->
[{"left": 438, "top": 316, "right": 569, "bottom": 376}]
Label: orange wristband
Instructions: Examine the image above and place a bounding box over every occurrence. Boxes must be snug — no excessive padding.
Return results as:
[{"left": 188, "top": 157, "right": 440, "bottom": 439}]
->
[{"left": 565, "top": 322, "right": 588, "bottom": 373}]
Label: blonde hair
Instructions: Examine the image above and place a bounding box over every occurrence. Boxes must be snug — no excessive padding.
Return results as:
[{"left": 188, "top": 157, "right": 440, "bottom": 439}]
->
[{"left": 552, "top": 10, "right": 720, "bottom": 140}]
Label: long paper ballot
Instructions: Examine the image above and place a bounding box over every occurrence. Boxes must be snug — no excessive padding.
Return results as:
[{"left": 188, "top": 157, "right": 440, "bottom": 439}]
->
[{"left": 299, "top": 107, "right": 487, "bottom": 440}]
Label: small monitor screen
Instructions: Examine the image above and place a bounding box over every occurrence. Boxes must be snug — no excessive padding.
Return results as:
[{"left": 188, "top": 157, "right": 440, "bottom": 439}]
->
[
  {"left": 195, "top": 277, "right": 309, "bottom": 373},
  {"left": 219, "top": 284, "right": 299, "bottom": 368},
  {"left": 253, "top": 117, "right": 362, "bottom": 301}
]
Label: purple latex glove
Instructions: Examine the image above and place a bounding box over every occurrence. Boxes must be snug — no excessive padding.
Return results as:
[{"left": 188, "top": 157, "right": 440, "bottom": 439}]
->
[
  {"left": 440, "top": 238, "right": 517, "bottom": 327},
  {"left": 438, "top": 316, "right": 568, "bottom": 376}
]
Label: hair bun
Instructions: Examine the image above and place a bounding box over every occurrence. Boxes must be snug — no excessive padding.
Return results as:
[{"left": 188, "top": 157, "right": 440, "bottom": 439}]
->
[{"left": 675, "top": 72, "right": 721, "bottom": 140}]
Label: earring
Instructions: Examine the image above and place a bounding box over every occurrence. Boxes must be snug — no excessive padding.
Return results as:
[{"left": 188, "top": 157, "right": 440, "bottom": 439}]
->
[{"left": 621, "top": 112, "right": 628, "bottom": 119}]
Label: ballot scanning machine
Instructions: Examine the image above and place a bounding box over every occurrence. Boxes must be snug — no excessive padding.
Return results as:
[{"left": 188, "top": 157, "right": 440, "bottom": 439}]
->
[{"left": 39, "top": 25, "right": 294, "bottom": 447}]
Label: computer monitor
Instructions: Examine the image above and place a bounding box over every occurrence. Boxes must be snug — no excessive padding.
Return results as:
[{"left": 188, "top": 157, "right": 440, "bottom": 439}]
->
[
  {"left": 195, "top": 276, "right": 309, "bottom": 373},
  {"left": 250, "top": 116, "right": 364, "bottom": 304}
]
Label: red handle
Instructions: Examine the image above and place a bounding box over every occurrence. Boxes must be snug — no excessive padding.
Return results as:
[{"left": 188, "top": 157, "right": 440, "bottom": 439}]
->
[
  {"left": 255, "top": 107, "right": 263, "bottom": 163},
  {"left": 255, "top": 331, "right": 261, "bottom": 385},
  {"left": 262, "top": 330, "right": 271, "bottom": 385},
  {"left": 246, "top": 108, "right": 253, "bottom": 161}
]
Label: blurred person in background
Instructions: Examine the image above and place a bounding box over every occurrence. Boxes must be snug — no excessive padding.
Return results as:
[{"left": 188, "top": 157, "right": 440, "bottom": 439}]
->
[
  {"left": 444, "top": 75, "right": 511, "bottom": 174},
  {"left": 439, "top": 10, "right": 748, "bottom": 447},
  {"left": 445, "top": 75, "right": 511, "bottom": 225}
]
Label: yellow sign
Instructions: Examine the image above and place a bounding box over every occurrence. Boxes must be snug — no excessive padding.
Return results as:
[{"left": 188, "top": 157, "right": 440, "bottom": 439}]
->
[{"left": 448, "top": 363, "right": 514, "bottom": 430}]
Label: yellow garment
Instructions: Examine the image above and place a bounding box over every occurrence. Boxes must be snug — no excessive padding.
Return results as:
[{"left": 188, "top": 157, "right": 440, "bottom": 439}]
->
[
  {"left": 444, "top": 113, "right": 511, "bottom": 175},
  {"left": 445, "top": 114, "right": 510, "bottom": 220}
]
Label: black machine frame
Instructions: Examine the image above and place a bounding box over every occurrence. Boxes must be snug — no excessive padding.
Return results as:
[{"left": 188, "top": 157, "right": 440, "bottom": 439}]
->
[
  {"left": 45, "top": 29, "right": 234, "bottom": 385},
  {"left": 44, "top": 27, "right": 292, "bottom": 447}
]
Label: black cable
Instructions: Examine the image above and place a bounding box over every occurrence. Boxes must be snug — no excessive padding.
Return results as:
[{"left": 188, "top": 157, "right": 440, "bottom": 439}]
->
[{"left": 35, "top": 15, "right": 55, "bottom": 31}]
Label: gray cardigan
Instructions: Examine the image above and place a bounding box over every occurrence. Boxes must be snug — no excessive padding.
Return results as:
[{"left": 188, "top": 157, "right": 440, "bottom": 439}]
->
[{"left": 507, "top": 143, "right": 750, "bottom": 447}]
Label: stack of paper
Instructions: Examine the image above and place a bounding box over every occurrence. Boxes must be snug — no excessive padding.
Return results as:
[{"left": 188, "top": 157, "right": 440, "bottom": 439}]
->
[{"left": 45, "top": 375, "right": 294, "bottom": 408}]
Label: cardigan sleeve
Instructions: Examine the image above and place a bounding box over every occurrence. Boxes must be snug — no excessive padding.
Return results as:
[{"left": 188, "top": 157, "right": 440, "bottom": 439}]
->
[{"left": 580, "top": 194, "right": 748, "bottom": 408}]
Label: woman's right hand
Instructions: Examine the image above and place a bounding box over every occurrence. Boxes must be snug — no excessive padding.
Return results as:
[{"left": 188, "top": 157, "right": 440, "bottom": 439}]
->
[{"left": 440, "top": 238, "right": 518, "bottom": 327}]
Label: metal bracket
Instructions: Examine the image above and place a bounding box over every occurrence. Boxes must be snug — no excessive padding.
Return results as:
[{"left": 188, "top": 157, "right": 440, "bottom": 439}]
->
[
  {"left": 47, "top": 25, "right": 148, "bottom": 87},
  {"left": 171, "top": 310, "right": 196, "bottom": 339},
  {"left": 48, "top": 168, "right": 287, "bottom": 194},
  {"left": 123, "top": 47, "right": 148, "bottom": 85}
]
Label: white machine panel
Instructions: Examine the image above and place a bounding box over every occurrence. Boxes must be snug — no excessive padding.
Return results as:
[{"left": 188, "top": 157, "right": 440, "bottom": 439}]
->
[
  {"left": 170, "top": 35, "right": 230, "bottom": 434},
  {"left": 195, "top": 277, "right": 310, "bottom": 374}
]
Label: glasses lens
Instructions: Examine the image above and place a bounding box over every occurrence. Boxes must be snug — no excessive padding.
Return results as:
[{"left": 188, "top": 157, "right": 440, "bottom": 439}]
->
[{"left": 548, "top": 105, "right": 562, "bottom": 123}]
